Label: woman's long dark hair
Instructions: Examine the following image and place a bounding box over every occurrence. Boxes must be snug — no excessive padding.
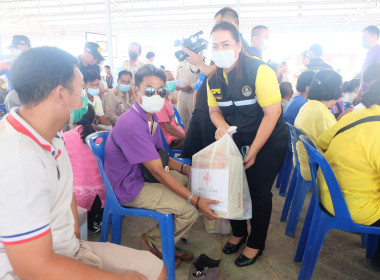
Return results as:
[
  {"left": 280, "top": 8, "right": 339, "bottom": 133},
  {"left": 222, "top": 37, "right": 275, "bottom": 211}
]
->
[{"left": 75, "top": 103, "right": 96, "bottom": 143}]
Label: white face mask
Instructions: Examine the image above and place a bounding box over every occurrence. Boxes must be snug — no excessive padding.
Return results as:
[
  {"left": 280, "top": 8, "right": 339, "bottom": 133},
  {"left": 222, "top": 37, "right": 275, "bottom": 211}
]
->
[
  {"left": 261, "top": 40, "right": 269, "bottom": 51},
  {"left": 211, "top": 48, "right": 237, "bottom": 69},
  {"left": 12, "top": 49, "right": 23, "bottom": 58},
  {"left": 138, "top": 89, "right": 165, "bottom": 113}
]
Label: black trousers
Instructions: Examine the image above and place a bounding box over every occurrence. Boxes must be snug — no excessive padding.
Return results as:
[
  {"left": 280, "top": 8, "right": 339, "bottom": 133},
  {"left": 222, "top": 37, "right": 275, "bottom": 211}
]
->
[
  {"left": 230, "top": 130, "right": 288, "bottom": 250},
  {"left": 371, "top": 220, "right": 380, "bottom": 260},
  {"left": 180, "top": 109, "right": 216, "bottom": 159}
]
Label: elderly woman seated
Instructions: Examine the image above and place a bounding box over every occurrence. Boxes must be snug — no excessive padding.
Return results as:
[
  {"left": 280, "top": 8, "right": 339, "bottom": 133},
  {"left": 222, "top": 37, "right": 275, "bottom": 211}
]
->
[
  {"left": 317, "top": 68, "right": 380, "bottom": 268},
  {"left": 294, "top": 69, "right": 342, "bottom": 180}
]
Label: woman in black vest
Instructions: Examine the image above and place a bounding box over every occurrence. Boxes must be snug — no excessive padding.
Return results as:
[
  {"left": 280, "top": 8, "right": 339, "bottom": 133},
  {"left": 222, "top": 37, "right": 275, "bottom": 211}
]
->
[{"left": 207, "top": 22, "right": 288, "bottom": 267}]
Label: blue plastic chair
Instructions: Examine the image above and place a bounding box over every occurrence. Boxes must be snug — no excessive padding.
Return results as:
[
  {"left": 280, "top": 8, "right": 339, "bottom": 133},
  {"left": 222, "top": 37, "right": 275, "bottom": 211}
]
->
[
  {"left": 160, "top": 128, "right": 183, "bottom": 158},
  {"left": 86, "top": 131, "right": 176, "bottom": 280},
  {"left": 0, "top": 103, "right": 6, "bottom": 115},
  {"left": 280, "top": 124, "right": 313, "bottom": 239},
  {"left": 277, "top": 127, "right": 294, "bottom": 196},
  {"left": 294, "top": 136, "right": 380, "bottom": 280},
  {"left": 172, "top": 106, "right": 185, "bottom": 129}
]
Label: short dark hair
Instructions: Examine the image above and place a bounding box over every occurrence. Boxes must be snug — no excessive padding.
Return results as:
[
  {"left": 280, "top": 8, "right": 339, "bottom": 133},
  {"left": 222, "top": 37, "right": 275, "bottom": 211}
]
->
[
  {"left": 118, "top": 70, "right": 133, "bottom": 80},
  {"left": 280, "top": 82, "right": 293, "bottom": 98},
  {"left": 104, "top": 65, "right": 111, "bottom": 70},
  {"left": 214, "top": 7, "right": 239, "bottom": 26},
  {"left": 309, "top": 43, "right": 323, "bottom": 57},
  {"left": 362, "top": 78, "right": 380, "bottom": 107},
  {"left": 281, "top": 61, "right": 287, "bottom": 66},
  {"left": 362, "top": 63, "right": 380, "bottom": 83},
  {"left": 146, "top": 51, "right": 155, "bottom": 59},
  {"left": 211, "top": 21, "right": 240, "bottom": 44},
  {"left": 251, "top": 25, "right": 268, "bottom": 41},
  {"left": 342, "top": 78, "right": 360, "bottom": 92},
  {"left": 83, "top": 70, "right": 101, "bottom": 84},
  {"left": 12, "top": 46, "right": 78, "bottom": 106},
  {"left": 363, "top": 25, "right": 380, "bottom": 38},
  {"left": 296, "top": 70, "right": 315, "bottom": 93},
  {"left": 308, "top": 69, "right": 342, "bottom": 101},
  {"left": 129, "top": 42, "right": 142, "bottom": 54},
  {"left": 134, "top": 64, "right": 166, "bottom": 89}
]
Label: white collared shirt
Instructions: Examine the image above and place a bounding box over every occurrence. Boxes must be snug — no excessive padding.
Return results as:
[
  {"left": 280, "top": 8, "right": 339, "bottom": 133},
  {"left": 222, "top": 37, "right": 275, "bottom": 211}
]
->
[{"left": 0, "top": 109, "right": 79, "bottom": 277}]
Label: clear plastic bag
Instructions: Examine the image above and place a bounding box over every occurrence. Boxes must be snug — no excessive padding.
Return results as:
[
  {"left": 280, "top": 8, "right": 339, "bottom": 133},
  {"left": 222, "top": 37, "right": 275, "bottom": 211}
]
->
[
  {"left": 191, "top": 127, "right": 252, "bottom": 220},
  {"left": 203, "top": 216, "right": 231, "bottom": 234}
]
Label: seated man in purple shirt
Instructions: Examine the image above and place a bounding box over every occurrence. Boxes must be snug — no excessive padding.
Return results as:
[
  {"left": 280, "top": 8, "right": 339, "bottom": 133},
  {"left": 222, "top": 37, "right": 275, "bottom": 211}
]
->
[{"left": 105, "top": 64, "right": 219, "bottom": 267}]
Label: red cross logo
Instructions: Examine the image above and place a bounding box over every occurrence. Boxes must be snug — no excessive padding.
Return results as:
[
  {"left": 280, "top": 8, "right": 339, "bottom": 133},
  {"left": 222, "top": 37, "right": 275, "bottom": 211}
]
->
[{"left": 203, "top": 172, "right": 211, "bottom": 184}]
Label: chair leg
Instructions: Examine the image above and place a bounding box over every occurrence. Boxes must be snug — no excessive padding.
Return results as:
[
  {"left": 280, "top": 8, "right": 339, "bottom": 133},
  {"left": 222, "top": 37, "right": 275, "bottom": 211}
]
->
[
  {"left": 366, "top": 234, "right": 379, "bottom": 258},
  {"left": 157, "top": 214, "right": 175, "bottom": 280},
  {"left": 286, "top": 180, "right": 312, "bottom": 237},
  {"left": 298, "top": 212, "right": 330, "bottom": 280},
  {"left": 110, "top": 215, "right": 123, "bottom": 244},
  {"left": 100, "top": 203, "right": 111, "bottom": 242},
  {"left": 295, "top": 196, "right": 316, "bottom": 262},
  {"left": 280, "top": 170, "right": 299, "bottom": 222},
  {"left": 361, "top": 233, "right": 368, "bottom": 249},
  {"left": 279, "top": 154, "right": 293, "bottom": 196}
]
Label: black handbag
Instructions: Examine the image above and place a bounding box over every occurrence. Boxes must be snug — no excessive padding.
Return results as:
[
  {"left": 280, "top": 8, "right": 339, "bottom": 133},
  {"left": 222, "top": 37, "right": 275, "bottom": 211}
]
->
[
  {"left": 188, "top": 254, "right": 221, "bottom": 280},
  {"left": 142, "top": 149, "right": 170, "bottom": 183},
  {"left": 111, "top": 133, "right": 169, "bottom": 183}
]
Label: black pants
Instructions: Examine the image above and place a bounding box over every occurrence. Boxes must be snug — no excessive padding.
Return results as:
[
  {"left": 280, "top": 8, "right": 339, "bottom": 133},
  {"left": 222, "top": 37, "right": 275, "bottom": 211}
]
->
[
  {"left": 371, "top": 220, "right": 380, "bottom": 260},
  {"left": 230, "top": 132, "right": 288, "bottom": 250},
  {"left": 180, "top": 110, "right": 216, "bottom": 158}
]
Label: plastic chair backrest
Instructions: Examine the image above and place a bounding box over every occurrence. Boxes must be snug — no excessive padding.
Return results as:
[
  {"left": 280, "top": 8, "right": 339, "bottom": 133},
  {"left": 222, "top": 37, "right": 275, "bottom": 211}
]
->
[
  {"left": 299, "top": 135, "right": 353, "bottom": 221},
  {"left": 160, "top": 129, "right": 170, "bottom": 151},
  {"left": 172, "top": 106, "right": 185, "bottom": 129},
  {"left": 0, "top": 104, "right": 6, "bottom": 115},
  {"left": 85, "top": 131, "right": 120, "bottom": 206},
  {"left": 286, "top": 123, "right": 306, "bottom": 164}
]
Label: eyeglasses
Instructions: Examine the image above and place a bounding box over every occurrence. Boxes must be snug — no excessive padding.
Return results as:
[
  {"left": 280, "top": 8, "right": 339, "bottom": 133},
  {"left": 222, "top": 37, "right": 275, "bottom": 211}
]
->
[{"left": 143, "top": 87, "right": 167, "bottom": 98}]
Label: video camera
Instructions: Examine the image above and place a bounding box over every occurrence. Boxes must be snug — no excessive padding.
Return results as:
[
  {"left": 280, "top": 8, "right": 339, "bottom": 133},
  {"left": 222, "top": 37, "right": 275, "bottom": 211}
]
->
[{"left": 174, "top": 31, "right": 207, "bottom": 62}]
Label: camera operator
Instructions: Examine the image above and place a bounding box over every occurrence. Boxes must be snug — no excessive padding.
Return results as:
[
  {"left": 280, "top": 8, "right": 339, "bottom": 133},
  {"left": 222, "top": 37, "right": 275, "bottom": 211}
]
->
[
  {"left": 181, "top": 7, "right": 253, "bottom": 158},
  {"left": 176, "top": 59, "right": 201, "bottom": 131}
]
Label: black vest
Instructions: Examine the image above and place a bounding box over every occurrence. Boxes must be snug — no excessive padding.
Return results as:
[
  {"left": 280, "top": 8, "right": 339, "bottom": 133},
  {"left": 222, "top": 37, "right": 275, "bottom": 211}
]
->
[{"left": 208, "top": 55, "right": 286, "bottom": 145}]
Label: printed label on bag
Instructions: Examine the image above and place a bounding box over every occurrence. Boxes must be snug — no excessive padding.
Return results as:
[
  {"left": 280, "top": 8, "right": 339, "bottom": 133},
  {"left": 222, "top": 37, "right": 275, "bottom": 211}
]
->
[{"left": 191, "top": 168, "right": 229, "bottom": 213}]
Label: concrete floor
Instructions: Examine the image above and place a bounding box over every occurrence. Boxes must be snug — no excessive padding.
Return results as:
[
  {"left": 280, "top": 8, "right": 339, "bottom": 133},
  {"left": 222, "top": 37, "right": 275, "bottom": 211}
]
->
[{"left": 88, "top": 187, "right": 379, "bottom": 280}]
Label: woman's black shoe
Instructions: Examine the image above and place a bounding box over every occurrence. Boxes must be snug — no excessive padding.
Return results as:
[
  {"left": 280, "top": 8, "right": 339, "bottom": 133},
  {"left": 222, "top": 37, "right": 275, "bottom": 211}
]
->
[
  {"left": 222, "top": 236, "right": 247, "bottom": 254},
  {"left": 235, "top": 250, "right": 263, "bottom": 267}
]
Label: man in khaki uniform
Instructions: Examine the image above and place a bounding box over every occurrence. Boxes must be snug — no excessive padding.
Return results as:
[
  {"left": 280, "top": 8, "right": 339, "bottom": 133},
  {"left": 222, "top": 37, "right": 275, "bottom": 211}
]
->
[
  {"left": 176, "top": 60, "right": 200, "bottom": 130},
  {"left": 104, "top": 70, "right": 134, "bottom": 125},
  {"left": 122, "top": 42, "right": 144, "bottom": 78}
]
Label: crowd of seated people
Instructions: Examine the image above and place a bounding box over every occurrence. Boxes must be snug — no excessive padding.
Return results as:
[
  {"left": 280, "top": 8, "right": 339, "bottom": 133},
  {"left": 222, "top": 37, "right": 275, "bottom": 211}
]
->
[{"left": 1, "top": 6, "right": 380, "bottom": 280}]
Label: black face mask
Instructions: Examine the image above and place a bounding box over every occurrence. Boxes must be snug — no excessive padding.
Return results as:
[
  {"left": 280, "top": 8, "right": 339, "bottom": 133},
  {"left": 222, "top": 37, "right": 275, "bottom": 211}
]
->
[{"left": 129, "top": 51, "right": 138, "bottom": 60}]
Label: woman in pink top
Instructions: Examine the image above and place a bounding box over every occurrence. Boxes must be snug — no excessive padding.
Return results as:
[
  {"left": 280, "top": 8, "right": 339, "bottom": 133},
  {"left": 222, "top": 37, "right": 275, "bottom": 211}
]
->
[
  {"left": 156, "top": 70, "right": 186, "bottom": 149},
  {"left": 64, "top": 104, "right": 106, "bottom": 233}
]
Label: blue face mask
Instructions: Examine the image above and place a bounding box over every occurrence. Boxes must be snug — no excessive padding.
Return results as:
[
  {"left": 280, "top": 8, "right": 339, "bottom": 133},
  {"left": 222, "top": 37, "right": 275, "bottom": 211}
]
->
[
  {"left": 119, "top": 84, "right": 131, "bottom": 92},
  {"left": 165, "top": 81, "right": 176, "bottom": 93},
  {"left": 87, "top": 88, "right": 100, "bottom": 96}
]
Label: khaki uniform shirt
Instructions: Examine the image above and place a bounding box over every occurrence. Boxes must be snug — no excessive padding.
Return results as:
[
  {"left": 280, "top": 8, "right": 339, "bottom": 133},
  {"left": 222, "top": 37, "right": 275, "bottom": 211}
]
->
[
  {"left": 122, "top": 59, "right": 144, "bottom": 78},
  {"left": 176, "top": 60, "right": 200, "bottom": 93},
  {"left": 104, "top": 86, "right": 135, "bottom": 125}
]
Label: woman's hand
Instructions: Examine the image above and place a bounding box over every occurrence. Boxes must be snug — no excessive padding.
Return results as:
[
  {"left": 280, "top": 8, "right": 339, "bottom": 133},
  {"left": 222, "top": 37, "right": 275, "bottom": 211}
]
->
[
  {"left": 197, "top": 197, "right": 220, "bottom": 219},
  {"left": 243, "top": 146, "right": 259, "bottom": 170},
  {"left": 215, "top": 125, "right": 232, "bottom": 140}
]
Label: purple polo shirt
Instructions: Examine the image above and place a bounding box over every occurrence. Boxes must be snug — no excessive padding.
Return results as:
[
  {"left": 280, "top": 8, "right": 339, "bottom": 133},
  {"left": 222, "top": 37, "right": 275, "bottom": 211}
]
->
[
  {"left": 104, "top": 101, "right": 163, "bottom": 205},
  {"left": 361, "top": 45, "right": 380, "bottom": 88}
]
